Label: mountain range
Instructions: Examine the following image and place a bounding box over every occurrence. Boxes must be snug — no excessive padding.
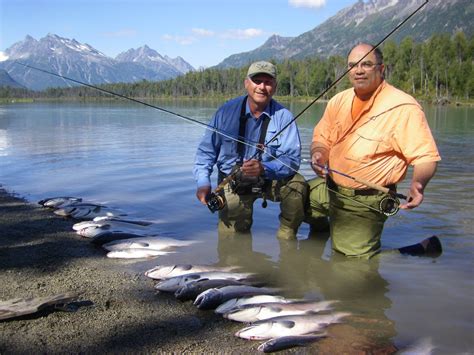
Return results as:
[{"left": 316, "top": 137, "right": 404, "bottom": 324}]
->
[
  {"left": 0, "top": 34, "right": 195, "bottom": 90},
  {"left": 0, "top": 0, "right": 471, "bottom": 90},
  {"left": 216, "top": 0, "right": 472, "bottom": 68}
]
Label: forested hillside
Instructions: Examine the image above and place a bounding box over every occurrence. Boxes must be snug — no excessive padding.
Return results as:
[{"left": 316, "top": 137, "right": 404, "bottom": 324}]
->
[{"left": 1, "top": 33, "right": 473, "bottom": 103}]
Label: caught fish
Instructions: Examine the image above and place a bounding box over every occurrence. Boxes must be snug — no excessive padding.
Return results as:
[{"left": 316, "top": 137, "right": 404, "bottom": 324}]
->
[
  {"left": 257, "top": 334, "right": 326, "bottom": 353},
  {"left": 102, "top": 237, "right": 198, "bottom": 252},
  {"left": 144, "top": 264, "right": 239, "bottom": 280},
  {"left": 90, "top": 232, "right": 151, "bottom": 246},
  {"left": 194, "top": 285, "right": 279, "bottom": 310},
  {"left": 224, "top": 300, "right": 337, "bottom": 323},
  {"left": 174, "top": 279, "right": 248, "bottom": 302},
  {"left": 215, "top": 295, "right": 290, "bottom": 315},
  {"left": 155, "top": 271, "right": 254, "bottom": 293},
  {"left": 73, "top": 217, "right": 152, "bottom": 233},
  {"left": 235, "top": 312, "right": 351, "bottom": 340},
  {"left": 38, "top": 196, "right": 82, "bottom": 208},
  {"left": 54, "top": 203, "right": 126, "bottom": 219},
  {"left": 106, "top": 248, "right": 173, "bottom": 259}
]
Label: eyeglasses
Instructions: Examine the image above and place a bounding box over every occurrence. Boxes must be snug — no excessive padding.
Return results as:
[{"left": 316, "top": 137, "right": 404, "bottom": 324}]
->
[
  {"left": 249, "top": 77, "right": 275, "bottom": 86},
  {"left": 347, "top": 61, "right": 382, "bottom": 71}
]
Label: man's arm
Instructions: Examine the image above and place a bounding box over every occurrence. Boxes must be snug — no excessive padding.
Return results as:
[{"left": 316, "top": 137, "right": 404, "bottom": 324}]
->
[
  {"left": 400, "top": 161, "right": 438, "bottom": 210},
  {"left": 310, "top": 142, "right": 330, "bottom": 177}
]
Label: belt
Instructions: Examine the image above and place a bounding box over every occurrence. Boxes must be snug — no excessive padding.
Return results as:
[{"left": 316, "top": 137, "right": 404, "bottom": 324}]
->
[{"left": 327, "top": 177, "right": 396, "bottom": 197}]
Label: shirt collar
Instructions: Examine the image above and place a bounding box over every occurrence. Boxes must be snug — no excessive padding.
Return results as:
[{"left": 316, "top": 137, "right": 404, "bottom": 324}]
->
[{"left": 245, "top": 98, "right": 272, "bottom": 120}]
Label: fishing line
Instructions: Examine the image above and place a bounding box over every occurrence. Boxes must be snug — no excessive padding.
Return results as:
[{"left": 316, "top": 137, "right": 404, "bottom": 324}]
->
[
  {"left": 14, "top": 61, "right": 287, "bottom": 165},
  {"left": 264, "top": 0, "right": 430, "bottom": 147}
]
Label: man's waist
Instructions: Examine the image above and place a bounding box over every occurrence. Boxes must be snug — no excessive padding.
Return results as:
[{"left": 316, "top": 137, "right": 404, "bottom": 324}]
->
[{"left": 327, "top": 177, "right": 396, "bottom": 196}]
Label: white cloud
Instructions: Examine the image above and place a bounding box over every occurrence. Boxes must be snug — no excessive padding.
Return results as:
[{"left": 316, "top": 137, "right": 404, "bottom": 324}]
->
[
  {"left": 289, "top": 0, "right": 326, "bottom": 9},
  {"left": 103, "top": 29, "right": 137, "bottom": 38},
  {"left": 192, "top": 28, "right": 214, "bottom": 37},
  {"left": 0, "top": 51, "right": 9, "bottom": 62},
  {"left": 219, "top": 28, "right": 264, "bottom": 40},
  {"left": 162, "top": 34, "right": 196, "bottom": 45}
]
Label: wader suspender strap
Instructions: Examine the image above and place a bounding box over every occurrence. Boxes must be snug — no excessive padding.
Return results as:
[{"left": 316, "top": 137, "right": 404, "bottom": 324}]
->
[{"left": 237, "top": 96, "right": 271, "bottom": 162}]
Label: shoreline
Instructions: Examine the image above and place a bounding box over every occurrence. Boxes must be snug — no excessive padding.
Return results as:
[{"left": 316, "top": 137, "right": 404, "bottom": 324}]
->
[{"left": 0, "top": 187, "right": 397, "bottom": 354}]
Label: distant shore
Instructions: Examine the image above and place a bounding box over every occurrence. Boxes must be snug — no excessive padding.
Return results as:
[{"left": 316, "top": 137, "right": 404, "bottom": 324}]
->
[{"left": 0, "top": 187, "right": 398, "bottom": 354}]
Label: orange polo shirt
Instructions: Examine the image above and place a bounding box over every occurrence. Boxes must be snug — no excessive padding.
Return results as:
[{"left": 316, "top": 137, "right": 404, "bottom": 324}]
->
[{"left": 312, "top": 81, "right": 441, "bottom": 188}]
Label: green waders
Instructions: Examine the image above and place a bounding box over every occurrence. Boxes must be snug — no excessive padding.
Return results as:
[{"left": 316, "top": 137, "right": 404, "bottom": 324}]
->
[
  {"left": 307, "top": 177, "right": 388, "bottom": 258},
  {"left": 218, "top": 173, "right": 308, "bottom": 240}
]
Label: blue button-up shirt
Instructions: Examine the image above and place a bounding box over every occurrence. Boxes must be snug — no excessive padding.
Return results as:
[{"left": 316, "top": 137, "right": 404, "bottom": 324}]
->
[{"left": 194, "top": 95, "right": 301, "bottom": 187}]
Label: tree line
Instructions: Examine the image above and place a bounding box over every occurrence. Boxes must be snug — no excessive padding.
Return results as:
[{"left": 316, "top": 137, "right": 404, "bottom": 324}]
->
[{"left": 1, "top": 32, "right": 473, "bottom": 103}]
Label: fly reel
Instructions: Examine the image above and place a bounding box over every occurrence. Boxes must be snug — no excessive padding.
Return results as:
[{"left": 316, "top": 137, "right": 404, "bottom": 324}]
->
[
  {"left": 379, "top": 195, "right": 400, "bottom": 216},
  {"left": 206, "top": 192, "right": 226, "bottom": 213}
]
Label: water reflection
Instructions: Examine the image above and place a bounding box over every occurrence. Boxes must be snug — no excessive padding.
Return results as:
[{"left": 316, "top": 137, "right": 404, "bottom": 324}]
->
[{"left": 216, "top": 230, "right": 397, "bottom": 350}]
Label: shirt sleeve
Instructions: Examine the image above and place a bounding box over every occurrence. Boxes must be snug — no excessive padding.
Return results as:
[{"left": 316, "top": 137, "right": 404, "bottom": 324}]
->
[
  {"left": 312, "top": 100, "right": 335, "bottom": 148},
  {"left": 193, "top": 112, "right": 221, "bottom": 188},
  {"left": 262, "top": 108, "right": 301, "bottom": 180},
  {"left": 392, "top": 105, "right": 441, "bottom": 165}
]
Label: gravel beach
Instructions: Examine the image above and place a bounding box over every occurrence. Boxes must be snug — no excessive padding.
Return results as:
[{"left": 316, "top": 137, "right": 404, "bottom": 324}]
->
[{"left": 0, "top": 187, "right": 397, "bottom": 354}]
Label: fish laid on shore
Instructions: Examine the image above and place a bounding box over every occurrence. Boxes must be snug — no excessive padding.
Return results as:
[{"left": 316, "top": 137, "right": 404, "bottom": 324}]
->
[
  {"left": 174, "top": 279, "right": 249, "bottom": 302},
  {"left": 74, "top": 219, "right": 153, "bottom": 238},
  {"left": 194, "top": 285, "right": 279, "bottom": 310},
  {"left": 215, "top": 295, "right": 290, "bottom": 315},
  {"left": 235, "top": 312, "right": 351, "bottom": 340},
  {"left": 90, "top": 232, "right": 151, "bottom": 246},
  {"left": 257, "top": 334, "right": 326, "bottom": 353},
  {"left": 54, "top": 203, "right": 126, "bottom": 219},
  {"left": 73, "top": 216, "right": 152, "bottom": 231},
  {"left": 102, "top": 237, "right": 198, "bottom": 252},
  {"left": 144, "top": 264, "right": 240, "bottom": 280},
  {"left": 155, "top": 271, "right": 254, "bottom": 293},
  {"left": 38, "top": 196, "right": 82, "bottom": 208},
  {"left": 224, "top": 300, "right": 337, "bottom": 323},
  {"left": 106, "top": 248, "right": 174, "bottom": 259}
]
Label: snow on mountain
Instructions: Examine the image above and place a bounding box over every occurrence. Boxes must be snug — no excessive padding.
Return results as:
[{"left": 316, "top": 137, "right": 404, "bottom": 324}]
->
[{"left": 0, "top": 34, "right": 195, "bottom": 90}]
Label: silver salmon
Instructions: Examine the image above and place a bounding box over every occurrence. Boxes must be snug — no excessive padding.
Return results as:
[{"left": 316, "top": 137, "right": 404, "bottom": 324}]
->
[
  {"left": 235, "top": 312, "right": 351, "bottom": 340},
  {"left": 224, "top": 300, "right": 337, "bottom": 323},
  {"left": 194, "top": 285, "right": 279, "bottom": 310},
  {"left": 144, "top": 264, "right": 239, "bottom": 280}
]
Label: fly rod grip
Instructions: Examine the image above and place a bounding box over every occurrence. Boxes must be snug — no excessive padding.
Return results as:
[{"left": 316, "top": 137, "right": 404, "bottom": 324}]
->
[
  {"left": 352, "top": 176, "right": 390, "bottom": 194},
  {"left": 353, "top": 176, "right": 407, "bottom": 200}
]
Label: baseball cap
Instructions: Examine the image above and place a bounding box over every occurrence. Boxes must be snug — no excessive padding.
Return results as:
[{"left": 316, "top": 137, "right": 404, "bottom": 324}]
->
[{"left": 247, "top": 61, "right": 277, "bottom": 79}]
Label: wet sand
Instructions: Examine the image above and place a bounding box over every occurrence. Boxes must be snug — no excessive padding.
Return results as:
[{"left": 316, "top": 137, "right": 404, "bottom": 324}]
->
[{"left": 0, "top": 187, "right": 396, "bottom": 354}]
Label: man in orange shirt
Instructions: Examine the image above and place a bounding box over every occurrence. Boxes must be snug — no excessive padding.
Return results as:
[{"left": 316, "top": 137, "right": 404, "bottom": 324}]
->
[{"left": 307, "top": 43, "right": 441, "bottom": 258}]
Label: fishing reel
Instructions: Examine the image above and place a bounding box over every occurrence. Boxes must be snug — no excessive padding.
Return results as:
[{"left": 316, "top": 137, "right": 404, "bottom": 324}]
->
[
  {"left": 379, "top": 195, "right": 400, "bottom": 216},
  {"left": 206, "top": 192, "right": 226, "bottom": 213}
]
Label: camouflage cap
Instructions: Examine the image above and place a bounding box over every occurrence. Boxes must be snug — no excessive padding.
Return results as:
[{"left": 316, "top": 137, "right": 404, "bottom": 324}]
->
[{"left": 247, "top": 61, "right": 277, "bottom": 79}]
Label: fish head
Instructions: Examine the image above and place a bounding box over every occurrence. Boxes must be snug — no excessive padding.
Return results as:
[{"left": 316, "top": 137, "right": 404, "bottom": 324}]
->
[
  {"left": 214, "top": 298, "right": 239, "bottom": 314},
  {"left": 235, "top": 322, "right": 276, "bottom": 340}
]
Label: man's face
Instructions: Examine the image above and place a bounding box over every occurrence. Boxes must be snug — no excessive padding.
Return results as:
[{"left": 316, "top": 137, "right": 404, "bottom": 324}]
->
[
  {"left": 244, "top": 74, "right": 276, "bottom": 107},
  {"left": 347, "top": 45, "right": 385, "bottom": 99}
]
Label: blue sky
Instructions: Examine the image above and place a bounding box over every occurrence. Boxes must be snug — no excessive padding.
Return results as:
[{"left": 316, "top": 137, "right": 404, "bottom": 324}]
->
[{"left": 0, "top": 0, "right": 356, "bottom": 68}]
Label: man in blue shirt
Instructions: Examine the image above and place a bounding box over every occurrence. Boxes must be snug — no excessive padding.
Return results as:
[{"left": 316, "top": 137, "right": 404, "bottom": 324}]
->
[{"left": 193, "top": 61, "right": 307, "bottom": 239}]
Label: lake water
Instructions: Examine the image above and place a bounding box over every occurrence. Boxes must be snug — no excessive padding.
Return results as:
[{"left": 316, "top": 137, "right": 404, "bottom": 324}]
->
[{"left": 0, "top": 100, "right": 472, "bottom": 354}]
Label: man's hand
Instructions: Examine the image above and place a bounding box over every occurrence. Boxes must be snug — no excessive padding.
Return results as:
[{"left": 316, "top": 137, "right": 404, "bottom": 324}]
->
[
  {"left": 196, "top": 186, "right": 211, "bottom": 205},
  {"left": 400, "top": 181, "right": 424, "bottom": 209},
  {"left": 241, "top": 159, "right": 264, "bottom": 177},
  {"left": 399, "top": 161, "right": 437, "bottom": 210},
  {"left": 311, "top": 151, "right": 329, "bottom": 178}
]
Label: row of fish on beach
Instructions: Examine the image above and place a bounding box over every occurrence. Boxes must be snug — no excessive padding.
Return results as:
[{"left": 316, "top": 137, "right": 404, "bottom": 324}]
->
[
  {"left": 144, "top": 263, "right": 350, "bottom": 352},
  {"left": 38, "top": 196, "right": 350, "bottom": 352},
  {"left": 38, "top": 196, "right": 198, "bottom": 259}
]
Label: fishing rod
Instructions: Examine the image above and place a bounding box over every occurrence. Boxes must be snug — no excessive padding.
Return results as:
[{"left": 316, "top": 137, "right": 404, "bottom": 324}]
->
[
  {"left": 13, "top": 61, "right": 281, "bottom": 162},
  {"left": 206, "top": 0, "right": 430, "bottom": 212},
  {"left": 265, "top": 0, "right": 430, "bottom": 146},
  {"left": 311, "top": 162, "right": 407, "bottom": 200}
]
